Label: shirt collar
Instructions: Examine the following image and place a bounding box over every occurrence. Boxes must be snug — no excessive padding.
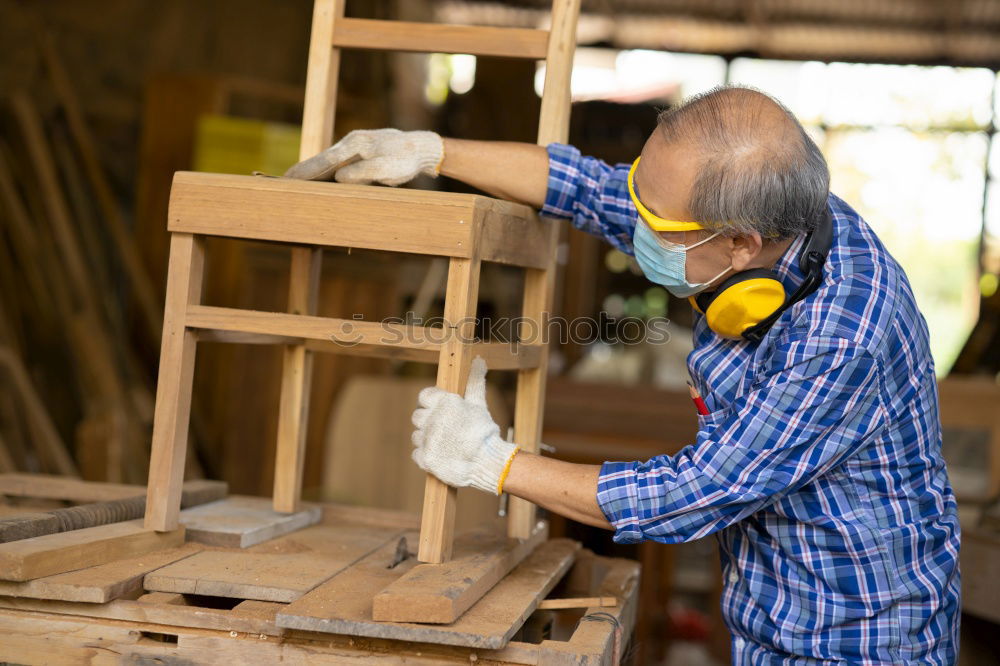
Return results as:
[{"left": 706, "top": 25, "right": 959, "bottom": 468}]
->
[{"left": 772, "top": 232, "right": 807, "bottom": 293}]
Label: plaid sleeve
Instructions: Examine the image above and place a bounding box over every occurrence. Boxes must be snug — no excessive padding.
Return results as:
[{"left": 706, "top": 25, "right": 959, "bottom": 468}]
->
[
  {"left": 541, "top": 143, "right": 638, "bottom": 255},
  {"left": 596, "top": 336, "right": 887, "bottom": 544}
]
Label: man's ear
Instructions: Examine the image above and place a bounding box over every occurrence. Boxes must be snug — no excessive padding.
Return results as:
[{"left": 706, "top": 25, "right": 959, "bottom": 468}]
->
[{"left": 729, "top": 232, "right": 763, "bottom": 272}]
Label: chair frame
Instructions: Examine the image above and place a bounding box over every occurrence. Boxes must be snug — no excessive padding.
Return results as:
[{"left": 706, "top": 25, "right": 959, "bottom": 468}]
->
[{"left": 142, "top": 0, "right": 581, "bottom": 564}]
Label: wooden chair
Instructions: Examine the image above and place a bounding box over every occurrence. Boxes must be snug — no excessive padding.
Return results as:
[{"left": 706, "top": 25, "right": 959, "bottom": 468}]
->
[{"left": 143, "top": 0, "right": 581, "bottom": 564}]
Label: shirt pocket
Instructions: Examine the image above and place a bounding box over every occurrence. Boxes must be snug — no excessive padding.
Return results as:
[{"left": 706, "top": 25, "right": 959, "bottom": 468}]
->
[{"left": 697, "top": 408, "right": 728, "bottom": 435}]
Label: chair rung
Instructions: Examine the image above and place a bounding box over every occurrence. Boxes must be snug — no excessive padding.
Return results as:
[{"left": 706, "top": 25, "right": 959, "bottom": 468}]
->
[
  {"left": 189, "top": 306, "right": 543, "bottom": 370},
  {"left": 333, "top": 18, "right": 549, "bottom": 59},
  {"left": 186, "top": 306, "right": 441, "bottom": 355}
]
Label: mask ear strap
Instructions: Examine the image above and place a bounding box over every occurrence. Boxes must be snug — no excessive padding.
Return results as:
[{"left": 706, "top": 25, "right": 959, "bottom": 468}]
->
[{"left": 741, "top": 210, "right": 833, "bottom": 343}]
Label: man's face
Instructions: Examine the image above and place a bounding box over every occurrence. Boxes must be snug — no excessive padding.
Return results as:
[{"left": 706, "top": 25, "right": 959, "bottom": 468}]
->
[{"left": 632, "top": 130, "right": 735, "bottom": 287}]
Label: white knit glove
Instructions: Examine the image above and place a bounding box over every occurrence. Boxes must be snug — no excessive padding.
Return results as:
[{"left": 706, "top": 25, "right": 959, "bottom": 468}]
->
[
  {"left": 410, "top": 358, "right": 519, "bottom": 495},
  {"left": 283, "top": 128, "right": 444, "bottom": 186}
]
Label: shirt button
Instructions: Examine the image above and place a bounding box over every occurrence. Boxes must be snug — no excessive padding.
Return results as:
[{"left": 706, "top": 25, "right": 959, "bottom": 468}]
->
[
  {"left": 728, "top": 569, "right": 739, "bottom": 584},
  {"left": 735, "top": 637, "right": 745, "bottom": 650}
]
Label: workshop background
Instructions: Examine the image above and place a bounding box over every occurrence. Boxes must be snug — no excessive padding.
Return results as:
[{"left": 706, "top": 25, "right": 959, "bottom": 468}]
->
[{"left": 2, "top": 0, "right": 1000, "bottom": 663}]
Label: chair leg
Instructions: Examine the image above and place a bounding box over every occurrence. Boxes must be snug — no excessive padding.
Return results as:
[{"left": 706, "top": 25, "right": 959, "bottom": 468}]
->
[
  {"left": 508, "top": 264, "right": 555, "bottom": 540},
  {"left": 417, "top": 256, "right": 482, "bottom": 563},
  {"left": 144, "top": 233, "right": 204, "bottom": 532},
  {"left": 273, "top": 247, "right": 322, "bottom": 513}
]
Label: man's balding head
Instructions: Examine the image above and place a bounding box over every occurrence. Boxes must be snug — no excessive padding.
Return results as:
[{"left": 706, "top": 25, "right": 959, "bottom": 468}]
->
[{"left": 654, "top": 85, "right": 830, "bottom": 239}]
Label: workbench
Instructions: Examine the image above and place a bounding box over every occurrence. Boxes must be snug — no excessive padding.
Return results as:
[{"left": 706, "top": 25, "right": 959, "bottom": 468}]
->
[{"left": 0, "top": 480, "right": 639, "bottom": 665}]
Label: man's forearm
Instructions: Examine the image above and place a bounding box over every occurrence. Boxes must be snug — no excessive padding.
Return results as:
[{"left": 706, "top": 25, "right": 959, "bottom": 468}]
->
[
  {"left": 502, "top": 451, "right": 613, "bottom": 530},
  {"left": 440, "top": 139, "right": 550, "bottom": 208}
]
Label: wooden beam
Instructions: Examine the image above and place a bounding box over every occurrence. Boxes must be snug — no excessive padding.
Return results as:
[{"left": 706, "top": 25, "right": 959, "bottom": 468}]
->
[
  {"left": 478, "top": 201, "right": 554, "bottom": 270},
  {"left": 418, "top": 255, "right": 482, "bottom": 563},
  {"left": 0, "top": 480, "right": 226, "bottom": 543},
  {"left": 166, "top": 173, "right": 553, "bottom": 270},
  {"left": 507, "top": 0, "right": 580, "bottom": 541},
  {"left": 144, "top": 234, "right": 205, "bottom": 532},
  {"left": 0, "top": 520, "right": 185, "bottom": 582},
  {"left": 300, "top": 0, "right": 345, "bottom": 159},
  {"left": 144, "top": 525, "right": 402, "bottom": 602},
  {"left": 333, "top": 18, "right": 549, "bottom": 59},
  {"left": 186, "top": 306, "right": 442, "bottom": 355},
  {"left": 167, "top": 172, "right": 480, "bottom": 258},
  {"left": 189, "top": 305, "right": 543, "bottom": 369},
  {"left": 374, "top": 525, "right": 547, "bottom": 624},
  {"left": 273, "top": 246, "right": 322, "bottom": 513},
  {"left": 0, "top": 543, "right": 200, "bottom": 603},
  {"left": 0, "top": 594, "right": 285, "bottom": 637},
  {"left": 179, "top": 496, "right": 320, "bottom": 548},
  {"left": 537, "top": 596, "right": 617, "bottom": 610},
  {"left": 278, "top": 536, "right": 580, "bottom": 649},
  {"left": 0, "top": 473, "right": 140, "bottom": 503}
]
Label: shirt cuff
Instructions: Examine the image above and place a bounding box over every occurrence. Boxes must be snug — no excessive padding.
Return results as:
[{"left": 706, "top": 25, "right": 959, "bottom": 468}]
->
[
  {"left": 596, "top": 461, "right": 644, "bottom": 544},
  {"left": 540, "top": 142, "right": 583, "bottom": 220}
]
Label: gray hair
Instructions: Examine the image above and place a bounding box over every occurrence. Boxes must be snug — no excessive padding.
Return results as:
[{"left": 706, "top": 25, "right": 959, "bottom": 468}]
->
[{"left": 656, "top": 85, "right": 830, "bottom": 239}]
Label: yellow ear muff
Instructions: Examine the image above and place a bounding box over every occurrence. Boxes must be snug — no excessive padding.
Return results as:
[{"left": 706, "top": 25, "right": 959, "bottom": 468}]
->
[{"left": 689, "top": 277, "right": 786, "bottom": 340}]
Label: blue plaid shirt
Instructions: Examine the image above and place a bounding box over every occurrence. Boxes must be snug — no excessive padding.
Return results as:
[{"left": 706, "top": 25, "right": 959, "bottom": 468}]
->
[{"left": 542, "top": 143, "right": 961, "bottom": 665}]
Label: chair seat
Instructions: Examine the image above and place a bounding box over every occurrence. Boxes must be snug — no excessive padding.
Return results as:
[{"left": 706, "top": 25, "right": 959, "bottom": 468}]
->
[{"left": 167, "top": 171, "right": 554, "bottom": 269}]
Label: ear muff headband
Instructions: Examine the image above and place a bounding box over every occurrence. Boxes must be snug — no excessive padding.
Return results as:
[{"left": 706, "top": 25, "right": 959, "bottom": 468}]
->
[{"left": 692, "top": 210, "right": 833, "bottom": 343}]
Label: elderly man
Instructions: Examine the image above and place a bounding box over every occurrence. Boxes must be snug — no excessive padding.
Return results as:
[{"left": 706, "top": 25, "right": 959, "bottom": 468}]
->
[{"left": 287, "top": 86, "right": 960, "bottom": 664}]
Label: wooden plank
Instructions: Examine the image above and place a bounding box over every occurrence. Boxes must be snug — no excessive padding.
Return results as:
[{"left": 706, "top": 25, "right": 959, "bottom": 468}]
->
[
  {"left": 537, "top": 596, "right": 617, "bottom": 610},
  {"left": 179, "top": 496, "right": 321, "bottom": 548},
  {"left": 507, "top": 264, "right": 557, "bottom": 540},
  {"left": 0, "top": 608, "right": 470, "bottom": 665},
  {"left": 0, "top": 520, "right": 185, "bottom": 582},
  {"left": 0, "top": 543, "right": 201, "bottom": 602},
  {"left": 144, "top": 233, "right": 205, "bottom": 532},
  {"left": 507, "top": 0, "right": 579, "bottom": 540},
  {"left": 536, "top": 0, "right": 580, "bottom": 146},
  {"left": 0, "top": 473, "right": 139, "bottom": 503},
  {"left": 186, "top": 305, "right": 442, "bottom": 354},
  {"left": 273, "top": 246, "right": 322, "bottom": 513},
  {"left": 198, "top": 323, "right": 542, "bottom": 370},
  {"left": 167, "top": 172, "right": 480, "bottom": 258},
  {"left": 478, "top": 201, "right": 554, "bottom": 270},
  {"left": 145, "top": 525, "right": 401, "bottom": 602},
  {"left": 374, "top": 525, "right": 548, "bottom": 624},
  {"left": 0, "top": 594, "right": 285, "bottom": 637},
  {"left": 278, "top": 537, "right": 580, "bottom": 649},
  {"left": 0, "top": 480, "right": 226, "bottom": 543},
  {"left": 418, "top": 254, "right": 482, "bottom": 563},
  {"left": 300, "top": 0, "right": 345, "bottom": 159},
  {"left": 333, "top": 18, "right": 549, "bottom": 59}
]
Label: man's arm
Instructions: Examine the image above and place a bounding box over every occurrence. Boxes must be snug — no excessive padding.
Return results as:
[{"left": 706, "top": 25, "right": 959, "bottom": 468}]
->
[
  {"left": 440, "top": 139, "right": 549, "bottom": 208},
  {"left": 284, "top": 130, "right": 639, "bottom": 253},
  {"left": 502, "top": 451, "right": 611, "bottom": 529}
]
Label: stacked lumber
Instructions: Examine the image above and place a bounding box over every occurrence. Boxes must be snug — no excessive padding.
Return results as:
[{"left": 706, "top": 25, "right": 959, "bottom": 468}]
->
[
  {"left": 0, "top": 479, "right": 639, "bottom": 664},
  {"left": 0, "top": 38, "right": 170, "bottom": 483}
]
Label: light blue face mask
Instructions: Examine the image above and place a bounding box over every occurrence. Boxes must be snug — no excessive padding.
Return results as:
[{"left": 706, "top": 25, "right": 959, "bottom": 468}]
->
[{"left": 632, "top": 220, "right": 730, "bottom": 298}]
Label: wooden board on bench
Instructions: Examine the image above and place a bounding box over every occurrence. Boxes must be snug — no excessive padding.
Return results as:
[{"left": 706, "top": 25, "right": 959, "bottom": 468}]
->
[
  {"left": 144, "top": 524, "right": 402, "bottom": 602},
  {"left": 278, "top": 536, "right": 580, "bottom": 649},
  {"left": 178, "top": 496, "right": 321, "bottom": 548}
]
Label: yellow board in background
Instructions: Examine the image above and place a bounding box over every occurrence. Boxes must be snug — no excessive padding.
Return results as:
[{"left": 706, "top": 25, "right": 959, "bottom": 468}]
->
[{"left": 193, "top": 114, "right": 301, "bottom": 176}]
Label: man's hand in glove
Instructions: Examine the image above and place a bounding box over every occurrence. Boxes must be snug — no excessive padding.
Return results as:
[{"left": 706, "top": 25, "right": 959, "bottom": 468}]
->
[
  {"left": 283, "top": 128, "right": 444, "bottom": 186},
  {"left": 410, "top": 358, "right": 519, "bottom": 496}
]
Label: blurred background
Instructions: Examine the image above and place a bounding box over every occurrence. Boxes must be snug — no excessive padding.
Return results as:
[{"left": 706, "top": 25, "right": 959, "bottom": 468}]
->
[{"left": 2, "top": 0, "right": 1000, "bottom": 663}]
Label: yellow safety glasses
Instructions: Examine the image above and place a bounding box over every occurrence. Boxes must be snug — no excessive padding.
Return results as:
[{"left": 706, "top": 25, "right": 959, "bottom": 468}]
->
[{"left": 627, "top": 157, "right": 704, "bottom": 232}]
